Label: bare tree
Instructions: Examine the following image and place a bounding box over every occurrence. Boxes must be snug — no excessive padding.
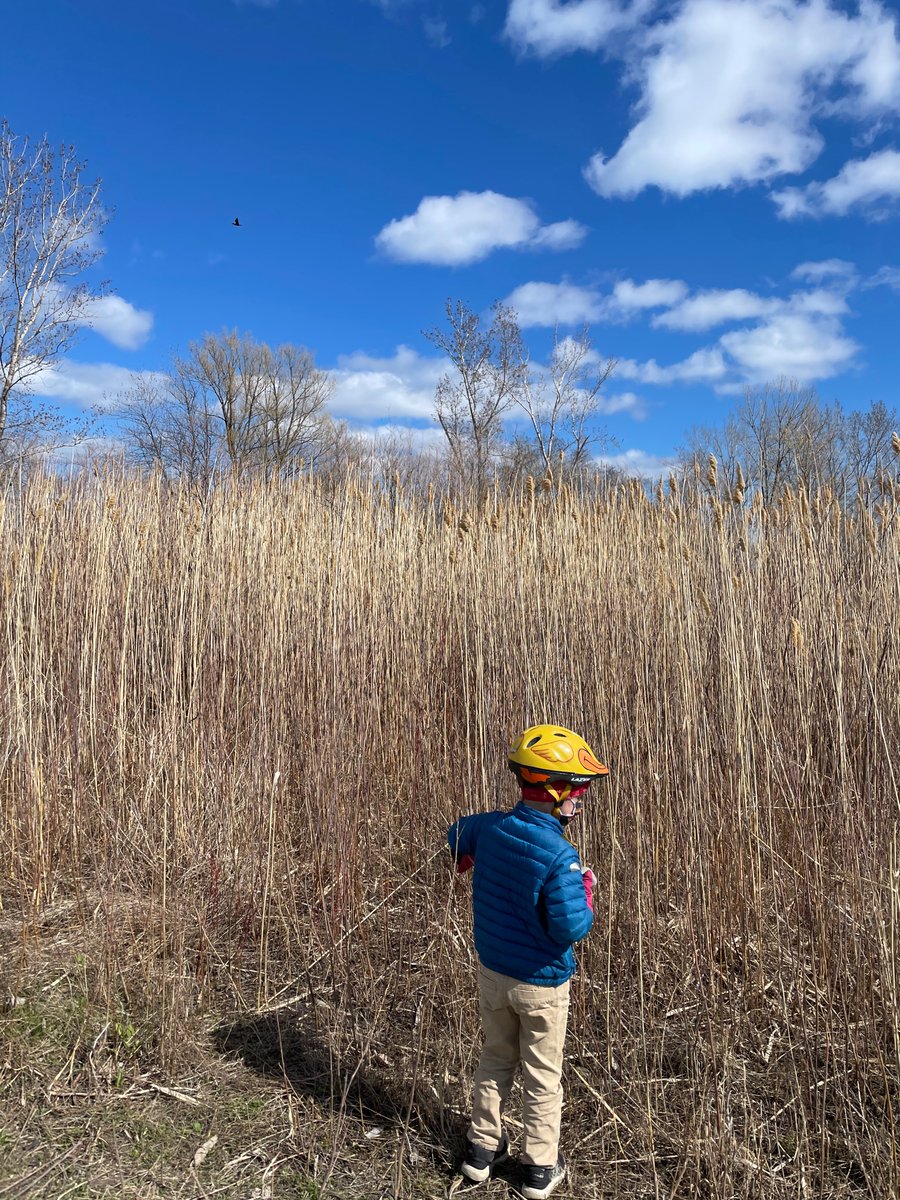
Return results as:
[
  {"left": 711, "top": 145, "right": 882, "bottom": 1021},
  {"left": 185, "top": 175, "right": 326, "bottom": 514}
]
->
[
  {"left": 424, "top": 300, "right": 525, "bottom": 500},
  {"left": 359, "top": 426, "right": 443, "bottom": 493},
  {"left": 515, "top": 327, "right": 616, "bottom": 478},
  {"left": 117, "top": 371, "right": 222, "bottom": 487},
  {"left": 736, "top": 381, "right": 819, "bottom": 501},
  {"left": 180, "top": 330, "right": 334, "bottom": 477},
  {"left": 682, "top": 380, "right": 823, "bottom": 501},
  {"left": 181, "top": 331, "right": 264, "bottom": 474},
  {"left": 839, "top": 400, "right": 898, "bottom": 500},
  {"left": 116, "top": 330, "right": 335, "bottom": 483},
  {"left": 497, "top": 434, "right": 545, "bottom": 491},
  {"left": 0, "top": 121, "right": 106, "bottom": 451},
  {"left": 0, "top": 393, "right": 75, "bottom": 473},
  {"left": 254, "top": 342, "right": 335, "bottom": 476},
  {"left": 681, "top": 379, "right": 899, "bottom": 504}
]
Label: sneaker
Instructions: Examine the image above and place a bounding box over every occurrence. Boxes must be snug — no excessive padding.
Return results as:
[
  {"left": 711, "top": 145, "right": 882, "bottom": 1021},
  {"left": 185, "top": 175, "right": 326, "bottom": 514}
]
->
[
  {"left": 520, "top": 1153, "right": 567, "bottom": 1199},
  {"left": 460, "top": 1131, "right": 510, "bottom": 1183}
]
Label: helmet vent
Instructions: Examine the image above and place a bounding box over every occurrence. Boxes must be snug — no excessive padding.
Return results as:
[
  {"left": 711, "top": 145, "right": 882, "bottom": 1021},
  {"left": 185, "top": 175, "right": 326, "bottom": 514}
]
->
[{"left": 526, "top": 735, "right": 541, "bottom": 747}]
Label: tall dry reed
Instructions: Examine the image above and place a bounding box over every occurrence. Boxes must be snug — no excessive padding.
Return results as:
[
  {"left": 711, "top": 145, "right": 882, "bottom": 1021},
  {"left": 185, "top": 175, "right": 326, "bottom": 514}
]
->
[{"left": 1, "top": 465, "right": 899, "bottom": 1197}]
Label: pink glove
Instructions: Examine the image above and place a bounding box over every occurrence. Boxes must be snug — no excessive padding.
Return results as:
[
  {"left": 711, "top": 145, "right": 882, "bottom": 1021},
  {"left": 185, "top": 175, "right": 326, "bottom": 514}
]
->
[
  {"left": 456, "top": 854, "right": 475, "bottom": 874},
  {"left": 582, "top": 867, "right": 596, "bottom": 911}
]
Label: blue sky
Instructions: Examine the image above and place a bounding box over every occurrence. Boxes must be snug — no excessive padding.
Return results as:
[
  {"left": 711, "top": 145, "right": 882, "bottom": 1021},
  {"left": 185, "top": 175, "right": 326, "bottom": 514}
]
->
[{"left": 4, "top": 0, "right": 900, "bottom": 474}]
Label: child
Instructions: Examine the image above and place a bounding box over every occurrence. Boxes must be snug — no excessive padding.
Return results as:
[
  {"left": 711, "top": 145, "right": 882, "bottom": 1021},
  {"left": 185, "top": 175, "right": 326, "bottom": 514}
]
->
[{"left": 447, "top": 724, "right": 608, "bottom": 1200}]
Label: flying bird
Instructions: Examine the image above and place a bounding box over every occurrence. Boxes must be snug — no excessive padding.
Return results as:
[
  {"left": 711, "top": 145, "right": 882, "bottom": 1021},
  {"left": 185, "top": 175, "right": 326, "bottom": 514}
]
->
[{"left": 232, "top": 217, "right": 241, "bottom": 227}]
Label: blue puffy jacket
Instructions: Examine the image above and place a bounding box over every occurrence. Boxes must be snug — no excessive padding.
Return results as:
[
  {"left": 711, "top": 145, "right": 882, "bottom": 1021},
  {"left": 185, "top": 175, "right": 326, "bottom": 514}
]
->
[{"left": 447, "top": 801, "right": 593, "bottom": 986}]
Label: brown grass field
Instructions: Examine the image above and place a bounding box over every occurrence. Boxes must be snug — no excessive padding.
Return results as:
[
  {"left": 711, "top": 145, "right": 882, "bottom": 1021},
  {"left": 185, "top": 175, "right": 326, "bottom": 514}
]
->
[{"left": 1, "top": 465, "right": 899, "bottom": 1199}]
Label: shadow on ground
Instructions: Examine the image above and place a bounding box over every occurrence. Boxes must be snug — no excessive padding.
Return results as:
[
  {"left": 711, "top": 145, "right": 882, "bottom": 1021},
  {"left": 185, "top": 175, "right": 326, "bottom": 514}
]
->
[{"left": 211, "top": 1002, "right": 525, "bottom": 1195}]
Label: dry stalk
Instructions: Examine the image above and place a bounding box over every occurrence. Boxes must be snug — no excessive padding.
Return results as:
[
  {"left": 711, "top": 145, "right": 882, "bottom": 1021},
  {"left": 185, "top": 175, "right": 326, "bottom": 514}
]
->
[{"left": 0, "top": 465, "right": 898, "bottom": 1196}]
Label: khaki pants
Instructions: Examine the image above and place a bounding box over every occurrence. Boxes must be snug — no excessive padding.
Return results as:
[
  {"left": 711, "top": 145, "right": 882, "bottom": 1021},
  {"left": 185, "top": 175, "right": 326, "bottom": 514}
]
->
[{"left": 468, "top": 964, "right": 571, "bottom": 1167}]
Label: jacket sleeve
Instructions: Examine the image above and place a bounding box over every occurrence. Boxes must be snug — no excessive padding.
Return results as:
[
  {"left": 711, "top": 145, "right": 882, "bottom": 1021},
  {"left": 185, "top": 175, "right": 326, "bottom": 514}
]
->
[
  {"left": 541, "top": 852, "right": 594, "bottom": 945},
  {"left": 447, "top": 813, "right": 484, "bottom": 862}
]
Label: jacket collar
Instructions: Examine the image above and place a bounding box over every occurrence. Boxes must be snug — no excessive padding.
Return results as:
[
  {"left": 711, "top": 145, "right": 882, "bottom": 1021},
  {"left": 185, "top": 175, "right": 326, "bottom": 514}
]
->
[{"left": 513, "top": 800, "right": 564, "bottom": 831}]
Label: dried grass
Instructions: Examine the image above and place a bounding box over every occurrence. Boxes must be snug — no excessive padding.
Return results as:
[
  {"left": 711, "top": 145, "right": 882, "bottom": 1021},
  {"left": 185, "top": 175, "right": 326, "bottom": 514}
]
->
[{"left": 1, "top": 465, "right": 899, "bottom": 1198}]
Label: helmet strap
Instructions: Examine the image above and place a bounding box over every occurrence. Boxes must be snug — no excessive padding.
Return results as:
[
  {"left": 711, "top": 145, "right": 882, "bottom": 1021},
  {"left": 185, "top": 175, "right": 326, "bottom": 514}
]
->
[
  {"left": 554, "top": 798, "right": 582, "bottom": 824},
  {"left": 519, "top": 781, "right": 585, "bottom": 827},
  {"left": 546, "top": 781, "right": 580, "bottom": 824},
  {"left": 544, "top": 780, "right": 570, "bottom": 804},
  {"left": 552, "top": 782, "right": 593, "bottom": 826}
]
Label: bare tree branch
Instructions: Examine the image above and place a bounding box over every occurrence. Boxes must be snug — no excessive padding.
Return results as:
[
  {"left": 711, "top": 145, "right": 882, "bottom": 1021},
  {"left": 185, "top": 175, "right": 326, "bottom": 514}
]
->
[
  {"left": 114, "top": 331, "right": 335, "bottom": 484},
  {"left": 515, "top": 327, "right": 616, "bottom": 478},
  {"left": 0, "top": 120, "right": 106, "bottom": 451},
  {"left": 679, "top": 379, "right": 899, "bottom": 505},
  {"left": 424, "top": 300, "right": 526, "bottom": 501}
]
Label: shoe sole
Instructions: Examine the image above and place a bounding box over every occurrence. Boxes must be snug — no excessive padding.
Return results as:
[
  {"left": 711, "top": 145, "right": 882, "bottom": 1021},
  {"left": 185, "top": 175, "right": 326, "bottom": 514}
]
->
[
  {"left": 460, "top": 1163, "right": 490, "bottom": 1183},
  {"left": 460, "top": 1148, "right": 509, "bottom": 1183},
  {"left": 520, "top": 1168, "right": 566, "bottom": 1199}
]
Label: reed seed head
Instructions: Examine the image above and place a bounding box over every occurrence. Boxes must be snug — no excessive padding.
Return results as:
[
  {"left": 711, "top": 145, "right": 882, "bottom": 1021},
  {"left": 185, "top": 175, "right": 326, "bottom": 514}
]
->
[{"left": 706, "top": 454, "right": 718, "bottom": 489}]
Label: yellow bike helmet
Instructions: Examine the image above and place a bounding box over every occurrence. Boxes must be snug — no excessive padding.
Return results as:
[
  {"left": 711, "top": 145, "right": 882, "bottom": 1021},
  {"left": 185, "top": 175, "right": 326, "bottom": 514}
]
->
[{"left": 508, "top": 724, "right": 608, "bottom": 788}]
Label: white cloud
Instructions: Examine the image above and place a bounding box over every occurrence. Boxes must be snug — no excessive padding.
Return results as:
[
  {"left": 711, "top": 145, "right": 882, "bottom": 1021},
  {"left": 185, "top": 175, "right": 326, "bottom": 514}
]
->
[
  {"left": 864, "top": 265, "right": 900, "bottom": 291},
  {"left": 719, "top": 312, "right": 858, "bottom": 381},
  {"left": 26, "top": 361, "right": 164, "bottom": 409},
  {"left": 616, "top": 346, "right": 729, "bottom": 384},
  {"left": 614, "top": 288, "right": 858, "bottom": 386},
  {"left": 791, "top": 258, "right": 857, "bottom": 284},
  {"left": 329, "top": 345, "right": 446, "bottom": 421},
  {"left": 505, "top": 0, "right": 651, "bottom": 55},
  {"left": 580, "top": 0, "right": 900, "bottom": 199},
  {"left": 347, "top": 423, "right": 446, "bottom": 454},
  {"left": 529, "top": 219, "right": 590, "bottom": 250},
  {"left": 772, "top": 148, "right": 900, "bottom": 217},
  {"left": 505, "top": 276, "right": 688, "bottom": 326},
  {"left": 327, "top": 342, "right": 648, "bottom": 428},
  {"left": 846, "top": 8, "right": 900, "bottom": 106},
  {"left": 80, "top": 295, "right": 154, "bottom": 350},
  {"left": 506, "top": 269, "right": 855, "bottom": 353},
  {"left": 599, "top": 448, "right": 677, "bottom": 477},
  {"left": 506, "top": 264, "right": 861, "bottom": 385},
  {"left": 505, "top": 281, "right": 604, "bottom": 326},
  {"left": 613, "top": 278, "right": 689, "bottom": 310},
  {"left": 653, "top": 287, "right": 781, "bottom": 331},
  {"left": 789, "top": 288, "right": 849, "bottom": 317},
  {"left": 641, "top": 277, "right": 850, "bottom": 332},
  {"left": 602, "top": 390, "right": 648, "bottom": 418},
  {"left": 375, "top": 191, "right": 587, "bottom": 265}
]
